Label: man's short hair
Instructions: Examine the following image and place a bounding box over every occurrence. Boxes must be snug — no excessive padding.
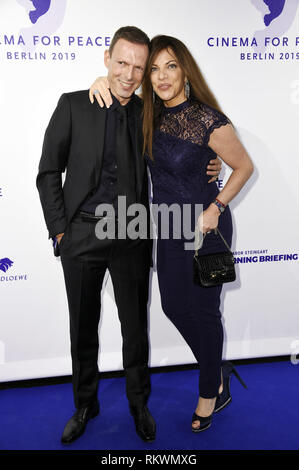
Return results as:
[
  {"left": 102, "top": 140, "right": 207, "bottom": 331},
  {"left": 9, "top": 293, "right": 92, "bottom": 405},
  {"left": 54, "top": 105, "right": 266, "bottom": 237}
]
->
[{"left": 109, "top": 26, "right": 150, "bottom": 55}]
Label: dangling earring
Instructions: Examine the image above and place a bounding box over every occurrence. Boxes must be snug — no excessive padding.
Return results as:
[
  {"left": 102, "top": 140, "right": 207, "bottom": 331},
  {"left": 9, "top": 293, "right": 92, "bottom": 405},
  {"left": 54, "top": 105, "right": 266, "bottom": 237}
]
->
[
  {"left": 185, "top": 80, "right": 190, "bottom": 99},
  {"left": 152, "top": 90, "right": 156, "bottom": 103}
]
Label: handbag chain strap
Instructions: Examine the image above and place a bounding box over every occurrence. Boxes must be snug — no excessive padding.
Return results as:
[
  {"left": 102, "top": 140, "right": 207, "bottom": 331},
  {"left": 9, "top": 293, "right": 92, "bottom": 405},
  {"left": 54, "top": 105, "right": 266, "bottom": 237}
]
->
[{"left": 195, "top": 228, "right": 232, "bottom": 257}]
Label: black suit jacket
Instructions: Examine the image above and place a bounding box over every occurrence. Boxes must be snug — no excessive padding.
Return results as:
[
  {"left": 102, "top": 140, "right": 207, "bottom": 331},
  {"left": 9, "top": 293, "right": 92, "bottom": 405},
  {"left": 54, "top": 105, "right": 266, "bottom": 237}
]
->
[{"left": 37, "top": 90, "right": 151, "bottom": 244}]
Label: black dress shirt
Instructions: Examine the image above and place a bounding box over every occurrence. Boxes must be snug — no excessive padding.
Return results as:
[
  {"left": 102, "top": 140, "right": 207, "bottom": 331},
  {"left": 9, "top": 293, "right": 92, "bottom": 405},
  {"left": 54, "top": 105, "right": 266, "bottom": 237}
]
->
[{"left": 80, "top": 94, "right": 136, "bottom": 215}]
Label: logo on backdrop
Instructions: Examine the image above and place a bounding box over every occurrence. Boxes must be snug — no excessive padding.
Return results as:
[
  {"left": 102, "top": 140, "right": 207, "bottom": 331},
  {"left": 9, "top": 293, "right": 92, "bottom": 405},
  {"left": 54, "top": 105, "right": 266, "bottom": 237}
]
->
[
  {"left": 262, "top": 0, "right": 286, "bottom": 26},
  {"left": 0, "top": 257, "right": 28, "bottom": 282},
  {"left": 0, "top": 258, "right": 14, "bottom": 273},
  {"left": 17, "top": 0, "right": 66, "bottom": 37},
  {"left": 0, "top": 0, "right": 111, "bottom": 62},
  {"left": 27, "top": 0, "right": 52, "bottom": 24},
  {"left": 233, "top": 249, "right": 298, "bottom": 264},
  {"left": 207, "top": 0, "right": 299, "bottom": 61}
]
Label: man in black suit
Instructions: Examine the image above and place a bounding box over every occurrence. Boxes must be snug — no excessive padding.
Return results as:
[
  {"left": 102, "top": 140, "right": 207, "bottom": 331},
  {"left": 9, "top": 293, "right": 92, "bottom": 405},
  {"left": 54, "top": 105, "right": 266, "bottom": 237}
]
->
[{"left": 37, "top": 26, "right": 221, "bottom": 444}]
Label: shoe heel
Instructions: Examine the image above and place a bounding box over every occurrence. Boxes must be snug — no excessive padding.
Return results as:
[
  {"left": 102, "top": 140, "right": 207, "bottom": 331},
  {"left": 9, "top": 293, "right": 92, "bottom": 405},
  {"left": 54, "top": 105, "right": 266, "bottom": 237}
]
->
[
  {"left": 90, "top": 405, "right": 100, "bottom": 419},
  {"left": 215, "top": 362, "right": 247, "bottom": 414},
  {"left": 232, "top": 367, "right": 247, "bottom": 389}
]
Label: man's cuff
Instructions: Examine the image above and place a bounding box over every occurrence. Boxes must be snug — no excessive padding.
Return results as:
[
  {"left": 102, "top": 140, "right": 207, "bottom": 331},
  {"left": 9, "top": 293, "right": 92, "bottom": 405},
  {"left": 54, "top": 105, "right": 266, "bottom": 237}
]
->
[{"left": 47, "top": 219, "right": 67, "bottom": 239}]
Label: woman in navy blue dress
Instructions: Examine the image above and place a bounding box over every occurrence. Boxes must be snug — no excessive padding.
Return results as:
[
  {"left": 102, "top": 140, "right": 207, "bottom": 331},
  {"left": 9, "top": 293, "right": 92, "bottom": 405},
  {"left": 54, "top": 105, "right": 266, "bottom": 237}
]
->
[
  {"left": 141, "top": 35, "right": 253, "bottom": 432},
  {"left": 90, "top": 35, "right": 253, "bottom": 432}
]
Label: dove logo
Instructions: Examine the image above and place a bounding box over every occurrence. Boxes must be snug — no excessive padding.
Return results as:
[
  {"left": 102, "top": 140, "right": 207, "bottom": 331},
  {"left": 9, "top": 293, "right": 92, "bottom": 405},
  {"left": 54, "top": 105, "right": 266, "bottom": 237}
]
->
[
  {"left": 16, "top": 0, "right": 67, "bottom": 47},
  {"left": 17, "top": 0, "right": 67, "bottom": 27},
  {"left": 262, "top": 0, "right": 286, "bottom": 26},
  {"left": 251, "top": 0, "right": 299, "bottom": 51},
  {"left": 28, "top": 0, "right": 52, "bottom": 24},
  {"left": 0, "top": 258, "right": 13, "bottom": 273},
  {"left": 0, "top": 258, "right": 28, "bottom": 283}
]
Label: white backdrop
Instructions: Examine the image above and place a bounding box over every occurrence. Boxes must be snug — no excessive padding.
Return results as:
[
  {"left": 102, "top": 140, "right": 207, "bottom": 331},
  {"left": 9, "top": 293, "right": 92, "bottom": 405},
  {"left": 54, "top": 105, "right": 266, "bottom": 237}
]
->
[{"left": 1, "top": 0, "right": 299, "bottom": 382}]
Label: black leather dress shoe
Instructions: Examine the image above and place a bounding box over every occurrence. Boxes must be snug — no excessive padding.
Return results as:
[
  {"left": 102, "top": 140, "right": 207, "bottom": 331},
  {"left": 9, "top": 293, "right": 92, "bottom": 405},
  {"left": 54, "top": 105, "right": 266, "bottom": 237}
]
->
[
  {"left": 129, "top": 405, "right": 156, "bottom": 442},
  {"left": 61, "top": 401, "right": 100, "bottom": 444}
]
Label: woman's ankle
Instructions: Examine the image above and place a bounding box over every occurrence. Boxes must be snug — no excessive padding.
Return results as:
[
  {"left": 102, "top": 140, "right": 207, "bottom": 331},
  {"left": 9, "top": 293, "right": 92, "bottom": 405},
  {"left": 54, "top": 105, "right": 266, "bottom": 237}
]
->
[{"left": 195, "top": 396, "right": 216, "bottom": 416}]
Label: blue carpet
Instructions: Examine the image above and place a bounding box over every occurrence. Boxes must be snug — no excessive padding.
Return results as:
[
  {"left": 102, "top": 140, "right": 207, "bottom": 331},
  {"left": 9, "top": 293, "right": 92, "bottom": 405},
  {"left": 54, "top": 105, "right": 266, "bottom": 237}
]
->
[{"left": 0, "top": 361, "right": 298, "bottom": 450}]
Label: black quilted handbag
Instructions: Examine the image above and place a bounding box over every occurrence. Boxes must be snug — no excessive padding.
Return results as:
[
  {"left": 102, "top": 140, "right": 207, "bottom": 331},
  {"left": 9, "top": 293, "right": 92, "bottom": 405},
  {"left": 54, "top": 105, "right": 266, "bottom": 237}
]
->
[{"left": 193, "top": 228, "right": 236, "bottom": 287}]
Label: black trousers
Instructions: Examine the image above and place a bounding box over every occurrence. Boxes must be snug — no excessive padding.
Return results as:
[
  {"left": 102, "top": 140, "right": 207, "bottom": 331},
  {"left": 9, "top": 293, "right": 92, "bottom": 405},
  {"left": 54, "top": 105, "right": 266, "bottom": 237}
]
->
[
  {"left": 59, "top": 213, "right": 151, "bottom": 409},
  {"left": 156, "top": 207, "right": 233, "bottom": 398},
  {"left": 157, "top": 235, "right": 223, "bottom": 398}
]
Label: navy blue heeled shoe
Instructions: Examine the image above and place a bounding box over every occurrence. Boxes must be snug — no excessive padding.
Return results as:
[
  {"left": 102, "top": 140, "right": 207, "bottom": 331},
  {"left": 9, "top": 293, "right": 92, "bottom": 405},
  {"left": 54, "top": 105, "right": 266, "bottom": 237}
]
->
[{"left": 214, "top": 361, "right": 247, "bottom": 413}]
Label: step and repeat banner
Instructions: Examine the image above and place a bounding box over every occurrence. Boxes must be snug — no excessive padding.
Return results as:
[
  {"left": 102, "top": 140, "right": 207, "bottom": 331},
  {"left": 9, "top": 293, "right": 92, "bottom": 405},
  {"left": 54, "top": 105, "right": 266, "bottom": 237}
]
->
[{"left": 1, "top": 0, "right": 299, "bottom": 382}]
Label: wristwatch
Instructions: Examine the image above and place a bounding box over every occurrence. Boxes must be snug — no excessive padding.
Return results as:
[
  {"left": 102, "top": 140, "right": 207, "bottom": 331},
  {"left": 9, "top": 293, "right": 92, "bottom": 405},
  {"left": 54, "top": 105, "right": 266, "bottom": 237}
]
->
[{"left": 212, "top": 198, "right": 226, "bottom": 214}]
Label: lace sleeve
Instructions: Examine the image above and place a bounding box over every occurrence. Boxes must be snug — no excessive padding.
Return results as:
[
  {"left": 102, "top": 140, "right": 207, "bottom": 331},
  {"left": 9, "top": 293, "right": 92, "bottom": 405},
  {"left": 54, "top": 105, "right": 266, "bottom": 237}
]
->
[{"left": 200, "top": 103, "right": 230, "bottom": 146}]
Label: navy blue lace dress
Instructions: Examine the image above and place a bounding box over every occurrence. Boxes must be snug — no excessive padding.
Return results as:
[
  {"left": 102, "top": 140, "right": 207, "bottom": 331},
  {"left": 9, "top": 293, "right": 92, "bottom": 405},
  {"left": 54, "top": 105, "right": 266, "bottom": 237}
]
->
[{"left": 146, "top": 100, "right": 233, "bottom": 398}]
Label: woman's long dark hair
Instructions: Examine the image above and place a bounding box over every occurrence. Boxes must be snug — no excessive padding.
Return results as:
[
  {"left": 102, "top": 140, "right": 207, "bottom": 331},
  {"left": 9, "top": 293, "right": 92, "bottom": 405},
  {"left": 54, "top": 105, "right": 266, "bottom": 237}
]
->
[{"left": 142, "top": 35, "right": 231, "bottom": 159}]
